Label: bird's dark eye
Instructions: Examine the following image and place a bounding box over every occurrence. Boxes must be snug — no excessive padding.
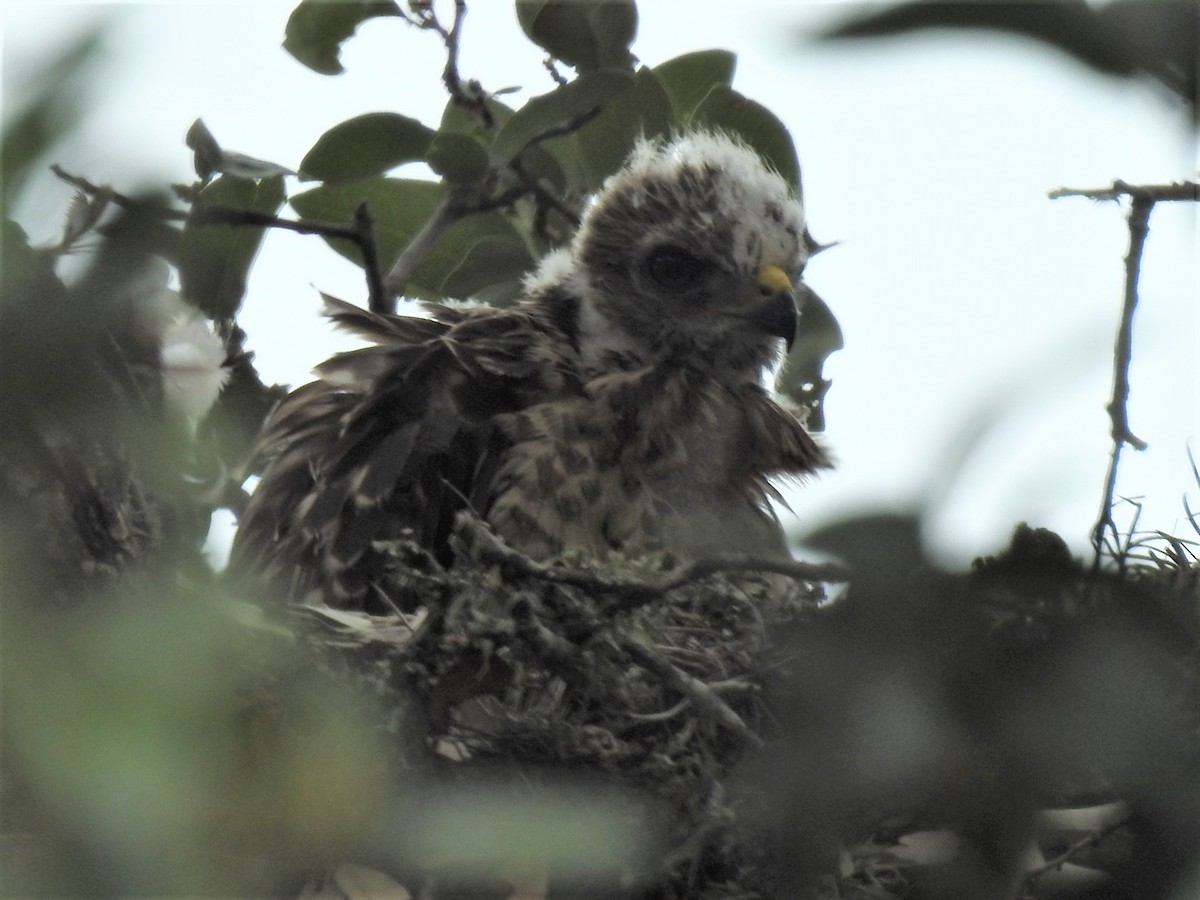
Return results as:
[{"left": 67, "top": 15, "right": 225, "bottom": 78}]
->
[{"left": 644, "top": 245, "right": 706, "bottom": 291}]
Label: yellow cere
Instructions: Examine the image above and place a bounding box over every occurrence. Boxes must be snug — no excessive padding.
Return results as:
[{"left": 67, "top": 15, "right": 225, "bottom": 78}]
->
[{"left": 756, "top": 264, "right": 794, "bottom": 295}]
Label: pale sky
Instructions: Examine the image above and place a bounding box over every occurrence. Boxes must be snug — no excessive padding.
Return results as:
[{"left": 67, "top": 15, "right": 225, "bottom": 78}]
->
[{"left": 4, "top": 1, "right": 1197, "bottom": 567}]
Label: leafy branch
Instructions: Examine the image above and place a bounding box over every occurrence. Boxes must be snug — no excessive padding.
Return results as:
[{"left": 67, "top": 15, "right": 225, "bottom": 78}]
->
[
  {"left": 50, "top": 164, "right": 390, "bottom": 314},
  {"left": 406, "top": 0, "right": 494, "bottom": 131}
]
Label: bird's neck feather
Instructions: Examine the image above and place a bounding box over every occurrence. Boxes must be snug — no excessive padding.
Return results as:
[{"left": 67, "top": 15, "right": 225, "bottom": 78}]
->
[{"left": 575, "top": 294, "right": 651, "bottom": 373}]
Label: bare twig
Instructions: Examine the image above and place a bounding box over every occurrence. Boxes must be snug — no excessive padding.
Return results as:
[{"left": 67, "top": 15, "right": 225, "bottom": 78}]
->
[
  {"left": 510, "top": 595, "right": 584, "bottom": 666},
  {"left": 456, "top": 512, "right": 849, "bottom": 614},
  {"left": 352, "top": 203, "right": 387, "bottom": 313},
  {"left": 543, "top": 55, "right": 569, "bottom": 87},
  {"left": 1049, "top": 180, "right": 1199, "bottom": 203},
  {"left": 616, "top": 635, "right": 764, "bottom": 749},
  {"left": 1093, "top": 194, "right": 1152, "bottom": 571},
  {"left": 420, "top": 0, "right": 493, "bottom": 132},
  {"left": 509, "top": 156, "right": 582, "bottom": 229},
  {"left": 50, "top": 165, "right": 389, "bottom": 312},
  {"left": 50, "top": 165, "right": 139, "bottom": 212},
  {"left": 1051, "top": 179, "right": 1199, "bottom": 571},
  {"left": 1021, "top": 813, "right": 1130, "bottom": 889}
]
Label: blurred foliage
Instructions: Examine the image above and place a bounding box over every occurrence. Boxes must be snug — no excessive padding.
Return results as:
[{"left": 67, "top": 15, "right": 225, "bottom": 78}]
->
[
  {"left": 1, "top": 22, "right": 108, "bottom": 210},
  {"left": 2, "top": 1, "right": 1199, "bottom": 898},
  {"left": 819, "top": 0, "right": 1199, "bottom": 123}
]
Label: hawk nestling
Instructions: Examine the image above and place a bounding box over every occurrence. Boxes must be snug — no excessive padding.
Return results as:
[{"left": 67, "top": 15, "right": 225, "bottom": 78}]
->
[{"left": 231, "top": 132, "right": 830, "bottom": 611}]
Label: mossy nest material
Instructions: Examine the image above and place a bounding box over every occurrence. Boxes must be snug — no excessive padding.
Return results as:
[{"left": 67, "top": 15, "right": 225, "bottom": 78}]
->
[{"left": 286, "top": 512, "right": 832, "bottom": 897}]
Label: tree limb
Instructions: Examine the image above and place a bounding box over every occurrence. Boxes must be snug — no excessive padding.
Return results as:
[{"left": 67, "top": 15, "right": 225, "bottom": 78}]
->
[{"left": 1049, "top": 180, "right": 1199, "bottom": 203}]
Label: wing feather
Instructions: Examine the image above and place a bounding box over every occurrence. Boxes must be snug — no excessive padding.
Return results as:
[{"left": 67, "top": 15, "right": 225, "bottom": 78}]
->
[{"left": 228, "top": 298, "right": 575, "bottom": 612}]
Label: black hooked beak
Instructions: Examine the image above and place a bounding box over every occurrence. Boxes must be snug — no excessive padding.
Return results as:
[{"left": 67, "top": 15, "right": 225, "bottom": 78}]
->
[{"left": 752, "top": 264, "right": 798, "bottom": 351}]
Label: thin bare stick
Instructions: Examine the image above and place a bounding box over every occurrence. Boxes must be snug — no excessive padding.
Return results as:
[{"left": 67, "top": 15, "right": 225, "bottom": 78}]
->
[
  {"left": 1090, "top": 194, "right": 1153, "bottom": 571},
  {"left": 1052, "top": 179, "right": 1200, "bottom": 570},
  {"left": 51, "top": 165, "right": 388, "bottom": 311},
  {"left": 456, "top": 512, "right": 849, "bottom": 614},
  {"left": 353, "top": 202, "right": 387, "bottom": 314},
  {"left": 1021, "top": 813, "right": 1130, "bottom": 888},
  {"left": 617, "top": 635, "right": 764, "bottom": 749},
  {"left": 1049, "top": 180, "right": 1199, "bottom": 203}
]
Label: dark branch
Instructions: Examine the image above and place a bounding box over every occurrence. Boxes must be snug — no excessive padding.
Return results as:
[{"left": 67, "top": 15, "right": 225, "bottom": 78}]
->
[
  {"left": 426, "top": 0, "right": 493, "bottom": 132},
  {"left": 1053, "top": 178, "right": 1200, "bottom": 570},
  {"left": 352, "top": 203, "right": 387, "bottom": 314},
  {"left": 1091, "top": 193, "right": 1155, "bottom": 572},
  {"left": 1049, "top": 180, "right": 1200, "bottom": 203},
  {"left": 51, "top": 165, "right": 388, "bottom": 312},
  {"left": 50, "top": 165, "right": 139, "bottom": 212},
  {"left": 1021, "top": 811, "right": 1130, "bottom": 887},
  {"left": 543, "top": 55, "right": 569, "bottom": 87},
  {"left": 508, "top": 156, "right": 581, "bottom": 229}
]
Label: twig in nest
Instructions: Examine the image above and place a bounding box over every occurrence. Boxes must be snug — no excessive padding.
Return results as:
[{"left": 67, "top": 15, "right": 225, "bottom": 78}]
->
[
  {"left": 616, "top": 635, "right": 764, "bottom": 749},
  {"left": 456, "top": 512, "right": 849, "bottom": 616},
  {"left": 510, "top": 595, "right": 583, "bottom": 666}
]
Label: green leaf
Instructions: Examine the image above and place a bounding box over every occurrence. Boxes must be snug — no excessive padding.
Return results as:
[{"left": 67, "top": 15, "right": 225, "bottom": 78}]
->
[
  {"left": 426, "top": 214, "right": 534, "bottom": 299},
  {"left": 289, "top": 178, "right": 535, "bottom": 299},
  {"left": 2, "top": 22, "right": 106, "bottom": 206},
  {"left": 571, "top": 66, "right": 673, "bottom": 191},
  {"left": 439, "top": 236, "right": 534, "bottom": 300},
  {"left": 426, "top": 133, "right": 491, "bottom": 184},
  {"left": 775, "top": 285, "right": 842, "bottom": 432},
  {"left": 589, "top": 2, "right": 639, "bottom": 71},
  {"left": 216, "top": 152, "right": 296, "bottom": 181},
  {"left": 300, "top": 112, "right": 435, "bottom": 182},
  {"left": 439, "top": 95, "right": 516, "bottom": 137},
  {"left": 283, "top": 0, "right": 402, "bottom": 75},
  {"left": 186, "top": 119, "right": 224, "bottom": 181},
  {"left": 179, "top": 175, "right": 287, "bottom": 319},
  {"left": 291, "top": 178, "right": 442, "bottom": 268},
  {"left": 691, "top": 87, "right": 802, "bottom": 193},
  {"left": 515, "top": 0, "right": 637, "bottom": 73},
  {"left": 187, "top": 119, "right": 296, "bottom": 182},
  {"left": 652, "top": 49, "right": 736, "bottom": 119},
  {"left": 512, "top": 143, "right": 568, "bottom": 195},
  {"left": 491, "top": 70, "right": 633, "bottom": 166}
]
